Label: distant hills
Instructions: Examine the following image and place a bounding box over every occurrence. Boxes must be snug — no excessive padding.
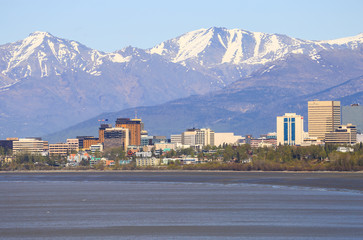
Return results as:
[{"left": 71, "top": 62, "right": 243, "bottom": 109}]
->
[{"left": 0, "top": 28, "right": 362, "bottom": 140}]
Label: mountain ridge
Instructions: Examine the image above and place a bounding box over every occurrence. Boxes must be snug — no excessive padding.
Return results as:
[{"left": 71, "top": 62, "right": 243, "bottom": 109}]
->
[{"left": 0, "top": 27, "right": 362, "bottom": 138}]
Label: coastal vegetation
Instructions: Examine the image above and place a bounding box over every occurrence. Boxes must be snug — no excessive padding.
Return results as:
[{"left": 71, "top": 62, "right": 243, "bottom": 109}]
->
[{"left": 1, "top": 143, "right": 363, "bottom": 171}]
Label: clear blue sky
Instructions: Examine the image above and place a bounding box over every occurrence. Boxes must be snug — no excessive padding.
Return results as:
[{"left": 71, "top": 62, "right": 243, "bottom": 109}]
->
[{"left": 1, "top": 0, "right": 362, "bottom": 52}]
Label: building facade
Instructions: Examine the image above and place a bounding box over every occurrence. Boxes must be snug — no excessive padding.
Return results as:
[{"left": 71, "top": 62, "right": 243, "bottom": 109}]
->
[
  {"left": 325, "top": 124, "right": 357, "bottom": 144},
  {"left": 98, "top": 124, "right": 112, "bottom": 144},
  {"left": 115, "top": 118, "right": 141, "bottom": 146},
  {"left": 181, "top": 128, "right": 215, "bottom": 147},
  {"left": 103, "top": 127, "right": 129, "bottom": 151},
  {"left": 214, "top": 133, "right": 243, "bottom": 146},
  {"left": 77, "top": 136, "right": 99, "bottom": 150},
  {"left": 308, "top": 100, "right": 341, "bottom": 140},
  {"left": 277, "top": 113, "right": 304, "bottom": 146},
  {"left": 136, "top": 157, "right": 160, "bottom": 167},
  {"left": 12, "top": 138, "right": 48, "bottom": 154},
  {"left": 342, "top": 104, "right": 363, "bottom": 134},
  {"left": 170, "top": 134, "right": 182, "bottom": 144}
]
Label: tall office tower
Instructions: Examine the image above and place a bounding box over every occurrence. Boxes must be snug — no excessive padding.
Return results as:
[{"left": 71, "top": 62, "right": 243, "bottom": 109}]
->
[
  {"left": 277, "top": 113, "right": 304, "bottom": 146},
  {"left": 195, "top": 128, "right": 215, "bottom": 146},
  {"left": 308, "top": 100, "right": 341, "bottom": 140},
  {"left": 99, "top": 124, "right": 112, "bottom": 144},
  {"left": 115, "top": 118, "right": 141, "bottom": 146},
  {"left": 342, "top": 104, "right": 363, "bottom": 134},
  {"left": 103, "top": 127, "right": 129, "bottom": 151}
]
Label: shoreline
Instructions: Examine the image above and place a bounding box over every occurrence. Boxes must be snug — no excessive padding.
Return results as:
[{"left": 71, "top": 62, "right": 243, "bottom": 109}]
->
[{"left": 0, "top": 170, "right": 362, "bottom": 192}]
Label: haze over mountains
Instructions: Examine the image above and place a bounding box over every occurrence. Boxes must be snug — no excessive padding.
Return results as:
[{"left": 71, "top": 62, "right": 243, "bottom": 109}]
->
[{"left": 0, "top": 27, "right": 362, "bottom": 140}]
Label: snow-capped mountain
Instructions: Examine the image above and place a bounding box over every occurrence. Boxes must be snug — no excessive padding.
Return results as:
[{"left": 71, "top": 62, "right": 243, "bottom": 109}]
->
[
  {"left": 0, "top": 31, "right": 219, "bottom": 137},
  {"left": 149, "top": 27, "right": 362, "bottom": 84},
  {"left": 0, "top": 28, "right": 362, "bottom": 138}
]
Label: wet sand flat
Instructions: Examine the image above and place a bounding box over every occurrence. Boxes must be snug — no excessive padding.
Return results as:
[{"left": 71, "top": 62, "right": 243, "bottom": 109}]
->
[
  {"left": 1, "top": 171, "right": 363, "bottom": 239},
  {"left": 1, "top": 171, "right": 362, "bottom": 191}
]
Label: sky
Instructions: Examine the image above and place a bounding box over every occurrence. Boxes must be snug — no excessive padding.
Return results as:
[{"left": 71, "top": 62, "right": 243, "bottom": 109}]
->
[{"left": 1, "top": 0, "right": 362, "bottom": 52}]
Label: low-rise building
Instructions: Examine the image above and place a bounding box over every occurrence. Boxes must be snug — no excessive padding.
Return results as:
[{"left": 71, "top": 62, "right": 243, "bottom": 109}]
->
[
  {"left": 325, "top": 124, "right": 357, "bottom": 145},
  {"left": 136, "top": 157, "right": 160, "bottom": 167},
  {"left": 13, "top": 138, "right": 48, "bottom": 155},
  {"left": 90, "top": 144, "right": 103, "bottom": 153},
  {"left": 135, "top": 151, "right": 152, "bottom": 158},
  {"left": 337, "top": 147, "right": 354, "bottom": 153},
  {"left": 49, "top": 143, "right": 69, "bottom": 155},
  {"left": 214, "top": 133, "right": 243, "bottom": 146},
  {"left": 154, "top": 143, "right": 176, "bottom": 151},
  {"left": 250, "top": 138, "right": 277, "bottom": 148}
]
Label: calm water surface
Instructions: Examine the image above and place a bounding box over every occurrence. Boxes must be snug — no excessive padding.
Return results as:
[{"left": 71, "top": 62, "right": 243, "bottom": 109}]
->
[{"left": 0, "top": 172, "right": 362, "bottom": 239}]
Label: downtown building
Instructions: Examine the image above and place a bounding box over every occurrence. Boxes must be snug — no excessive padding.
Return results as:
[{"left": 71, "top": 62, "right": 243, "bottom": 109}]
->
[
  {"left": 308, "top": 100, "right": 341, "bottom": 141},
  {"left": 276, "top": 113, "right": 304, "bottom": 146},
  {"left": 181, "top": 128, "right": 215, "bottom": 147},
  {"left": 325, "top": 124, "right": 357, "bottom": 145},
  {"left": 342, "top": 104, "right": 363, "bottom": 134},
  {"left": 12, "top": 138, "right": 48, "bottom": 155},
  {"left": 103, "top": 127, "right": 129, "bottom": 151},
  {"left": 115, "top": 118, "right": 141, "bottom": 146},
  {"left": 48, "top": 139, "right": 79, "bottom": 155}
]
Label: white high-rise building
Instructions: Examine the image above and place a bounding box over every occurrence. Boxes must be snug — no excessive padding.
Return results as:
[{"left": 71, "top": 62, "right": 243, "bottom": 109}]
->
[
  {"left": 181, "top": 128, "right": 215, "bottom": 146},
  {"left": 277, "top": 113, "right": 304, "bottom": 146}
]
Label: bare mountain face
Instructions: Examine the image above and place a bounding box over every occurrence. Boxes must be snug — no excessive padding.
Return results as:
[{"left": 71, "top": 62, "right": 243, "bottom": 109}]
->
[{"left": 0, "top": 28, "right": 362, "bottom": 138}]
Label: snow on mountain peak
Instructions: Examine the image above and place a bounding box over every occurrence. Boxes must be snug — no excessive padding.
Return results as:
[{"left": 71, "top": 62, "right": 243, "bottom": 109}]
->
[{"left": 148, "top": 27, "right": 362, "bottom": 68}]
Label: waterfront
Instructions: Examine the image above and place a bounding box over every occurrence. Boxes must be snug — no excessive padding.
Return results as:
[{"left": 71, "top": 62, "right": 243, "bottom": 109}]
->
[{"left": 0, "top": 172, "right": 362, "bottom": 239}]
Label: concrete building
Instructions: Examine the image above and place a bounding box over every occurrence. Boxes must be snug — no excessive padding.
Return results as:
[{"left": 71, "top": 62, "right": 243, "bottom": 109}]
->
[
  {"left": 196, "top": 128, "right": 215, "bottom": 146},
  {"left": 49, "top": 139, "right": 79, "bottom": 155},
  {"left": 103, "top": 127, "right": 129, "bottom": 151},
  {"left": 342, "top": 104, "right": 363, "bottom": 134},
  {"left": 277, "top": 113, "right": 304, "bottom": 146},
  {"left": 141, "top": 135, "right": 153, "bottom": 146},
  {"left": 325, "top": 124, "right": 357, "bottom": 145},
  {"left": 66, "top": 139, "right": 79, "bottom": 152},
  {"left": 136, "top": 157, "right": 160, "bottom": 167},
  {"left": 152, "top": 136, "right": 167, "bottom": 145},
  {"left": 98, "top": 124, "right": 112, "bottom": 144},
  {"left": 135, "top": 151, "right": 152, "bottom": 158},
  {"left": 76, "top": 136, "right": 99, "bottom": 150},
  {"left": 181, "top": 128, "right": 215, "bottom": 147},
  {"left": 182, "top": 129, "right": 196, "bottom": 146},
  {"left": 170, "top": 134, "right": 182, "bottom": 144},
  {"left": 13, "top": 138, "right": 48, "bottom": 154},
  {"left": 308, "top": 100, "right": 341, "bottom": 140},
  {"left": 115, "top": 118, "right": 141, "bottom": 146},
  {"left": 90, "top": 144, "right": 103, "bottom": 153},
  {"left": 154, "top": 143, "right": 176, "bottom": 151},
  {"left": 251, "top": 138, "right": 277, "bottom": 148},
  {"left": 214, "top": 133, "right": 243, "bottom": 146},
  {"left": 49, "top": 143, "right": 69, "bottom": 155}
]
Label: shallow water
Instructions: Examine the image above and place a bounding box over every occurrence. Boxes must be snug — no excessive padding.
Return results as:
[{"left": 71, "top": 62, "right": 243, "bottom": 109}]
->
[{"left": 0, "top": 172, "right": 362, "bottom": 239}]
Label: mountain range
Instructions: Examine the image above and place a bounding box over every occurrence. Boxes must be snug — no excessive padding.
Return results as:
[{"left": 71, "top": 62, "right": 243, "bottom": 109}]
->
[{"left": 0, "top": 27, "right": 362, "bottom": 141}]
